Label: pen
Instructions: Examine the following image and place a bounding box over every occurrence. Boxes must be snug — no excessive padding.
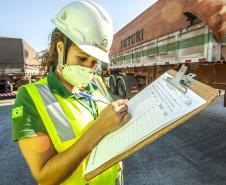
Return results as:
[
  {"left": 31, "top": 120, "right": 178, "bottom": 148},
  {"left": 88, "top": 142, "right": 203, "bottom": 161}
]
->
[{"left": 79, "top": 92, "right": 110, "bottom": 105}]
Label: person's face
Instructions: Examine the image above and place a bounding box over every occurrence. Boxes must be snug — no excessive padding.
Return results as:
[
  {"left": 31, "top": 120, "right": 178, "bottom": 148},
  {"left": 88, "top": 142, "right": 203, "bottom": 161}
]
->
[
  {"left": 57, "top": 41, "right": 98, "bottom": 70},
  {"left": 66, "top": 44, "right": 97, "bottom": 69}
]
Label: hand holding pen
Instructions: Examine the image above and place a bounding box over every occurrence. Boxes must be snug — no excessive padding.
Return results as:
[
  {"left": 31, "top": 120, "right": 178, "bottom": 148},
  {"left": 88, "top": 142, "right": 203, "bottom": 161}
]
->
[{"left": 82, "top": 94, "right": 131, "bottom": 136}]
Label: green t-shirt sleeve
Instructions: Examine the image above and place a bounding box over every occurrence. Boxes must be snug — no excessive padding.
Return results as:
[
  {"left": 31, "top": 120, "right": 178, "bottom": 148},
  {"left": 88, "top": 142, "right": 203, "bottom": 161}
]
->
[{"left": 12, "top": 86, "right": 48, "bottom": 141}]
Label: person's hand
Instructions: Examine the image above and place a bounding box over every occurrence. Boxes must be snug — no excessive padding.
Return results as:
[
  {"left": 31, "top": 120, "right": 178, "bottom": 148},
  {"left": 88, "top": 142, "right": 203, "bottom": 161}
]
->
[{"left": 95, "top": 99, "right": 131, "bottom": 136}]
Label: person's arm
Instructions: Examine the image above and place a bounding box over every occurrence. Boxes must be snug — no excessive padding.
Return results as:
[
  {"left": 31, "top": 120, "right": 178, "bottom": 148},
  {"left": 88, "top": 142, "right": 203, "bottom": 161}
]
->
[{"left": 19, "top": 99, "right": 131, "bottom": 185}]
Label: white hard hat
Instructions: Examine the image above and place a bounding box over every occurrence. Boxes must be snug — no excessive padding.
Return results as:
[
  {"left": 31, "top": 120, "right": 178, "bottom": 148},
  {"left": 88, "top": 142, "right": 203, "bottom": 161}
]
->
[{"left": 52, "top": 0, "right": 113, "bottom": 64}]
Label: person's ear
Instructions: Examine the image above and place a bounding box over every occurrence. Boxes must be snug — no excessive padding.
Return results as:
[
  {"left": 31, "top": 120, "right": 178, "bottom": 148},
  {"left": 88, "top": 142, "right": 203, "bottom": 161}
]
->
[{"left": 56, "top": 41, "right": 64, "bottom": 66}]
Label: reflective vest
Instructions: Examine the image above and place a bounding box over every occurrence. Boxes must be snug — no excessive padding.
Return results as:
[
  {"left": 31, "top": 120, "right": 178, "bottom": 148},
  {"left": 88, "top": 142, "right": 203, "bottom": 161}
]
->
[{"left": 25, "top": 75, "right": 123, "bottom": 185}]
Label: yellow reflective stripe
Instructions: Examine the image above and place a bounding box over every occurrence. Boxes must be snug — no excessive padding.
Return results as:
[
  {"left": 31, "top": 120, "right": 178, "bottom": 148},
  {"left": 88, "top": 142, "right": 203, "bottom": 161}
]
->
[
  {"left": 54, "top": 93, "right": 97, "bottom": 151},
  {"left": 36, "top": 84, "right": 76, "bottom": 142},
  {"left": 96, "top": 76, "right": 109, "bottom": 95},
  {"left": 25, "top": 83, "right": 62, "bottom": 153},
  {"left": 113, "top": 163, "right": 124, "bottom": 185},
  {"left": 54, "top": 94, "right": 84, "bottom": 137},
  {"left": 91, "top": 76, "right": 111, "bottom": 112},
  {"left": 92, "top": 75, "right": 110, "bottom": 100}
]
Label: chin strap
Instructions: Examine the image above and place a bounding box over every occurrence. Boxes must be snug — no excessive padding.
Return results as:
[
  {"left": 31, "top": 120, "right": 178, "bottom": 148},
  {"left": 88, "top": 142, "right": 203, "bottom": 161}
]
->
[
  {"left": 62, "top": 35, "right": 73, "bottom": 65},
  {"left": 63, "top": 36, "right": 68, "bottom": 65}
]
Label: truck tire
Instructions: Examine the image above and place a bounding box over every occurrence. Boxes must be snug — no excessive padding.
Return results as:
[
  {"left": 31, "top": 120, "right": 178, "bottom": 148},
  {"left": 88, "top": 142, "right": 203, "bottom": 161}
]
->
[
  {"left": 116, "top": 75, "right": 138, "bottom": 99},
  {"left": 109, "top": 75, "right": 118, "bottom": 94},
  {"left": 117, "top": 78, "right": 127, "bottom": 99}
]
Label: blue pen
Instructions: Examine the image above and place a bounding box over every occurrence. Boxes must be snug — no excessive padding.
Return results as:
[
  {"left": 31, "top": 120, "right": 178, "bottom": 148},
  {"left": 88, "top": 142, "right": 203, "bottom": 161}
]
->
[{"left": 79, "top": 92, "right": 110, "bottom": 104}]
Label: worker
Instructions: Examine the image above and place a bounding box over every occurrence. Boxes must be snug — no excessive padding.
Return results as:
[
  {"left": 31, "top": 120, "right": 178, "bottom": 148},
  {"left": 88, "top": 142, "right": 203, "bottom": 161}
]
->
[{"left": 12, "top": 1, "right": 131, "bottom": 185}]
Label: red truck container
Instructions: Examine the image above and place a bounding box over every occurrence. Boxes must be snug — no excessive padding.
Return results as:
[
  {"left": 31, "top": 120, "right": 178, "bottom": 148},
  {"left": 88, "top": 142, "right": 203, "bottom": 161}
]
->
[{"left": 102, "top": 0, "right": 226, "bottom": 106}]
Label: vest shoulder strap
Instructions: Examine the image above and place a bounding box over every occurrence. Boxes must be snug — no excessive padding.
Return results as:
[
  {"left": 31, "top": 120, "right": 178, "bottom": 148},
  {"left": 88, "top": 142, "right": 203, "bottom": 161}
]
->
[
  {"left": 25, "top": 82, "right": 76, "bottom": 152},
  {"left": 92, "top": 75, "right": 110, "bottom": 101}
]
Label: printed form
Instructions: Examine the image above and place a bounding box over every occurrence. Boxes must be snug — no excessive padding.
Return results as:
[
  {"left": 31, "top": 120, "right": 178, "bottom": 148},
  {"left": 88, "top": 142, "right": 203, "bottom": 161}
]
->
[{"left": 85, "top": 72, "right": 207, "bottom": 174}]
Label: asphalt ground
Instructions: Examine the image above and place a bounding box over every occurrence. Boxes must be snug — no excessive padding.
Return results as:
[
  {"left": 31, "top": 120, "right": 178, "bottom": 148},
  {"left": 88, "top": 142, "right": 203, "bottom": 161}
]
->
[{"left": 0, "top": 95, "right": 226, "bottom": 185}]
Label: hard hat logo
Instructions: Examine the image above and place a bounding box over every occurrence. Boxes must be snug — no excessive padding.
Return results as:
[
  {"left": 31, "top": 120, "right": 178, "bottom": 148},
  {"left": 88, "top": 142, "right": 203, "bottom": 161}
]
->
[
  {"left": 101, "top": 38, "right": 108, "bottom": 49},
  {"left": 93, "top": 41, "right": 108, "bottom": 52},
  {"left": 61, "top": 11, "right": 67, "bottom": 21}
]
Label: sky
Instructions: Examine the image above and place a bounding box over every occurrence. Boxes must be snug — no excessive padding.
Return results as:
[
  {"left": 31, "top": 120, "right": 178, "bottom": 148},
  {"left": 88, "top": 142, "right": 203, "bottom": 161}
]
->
[{"left": 0, "top": 0, "right": 158, "bottom": 52}]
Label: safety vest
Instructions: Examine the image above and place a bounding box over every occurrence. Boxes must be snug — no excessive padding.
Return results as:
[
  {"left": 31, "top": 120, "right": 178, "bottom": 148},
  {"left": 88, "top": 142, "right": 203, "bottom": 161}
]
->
[{"left": 25, "top": 75, "right": 123, "bottom": 185}]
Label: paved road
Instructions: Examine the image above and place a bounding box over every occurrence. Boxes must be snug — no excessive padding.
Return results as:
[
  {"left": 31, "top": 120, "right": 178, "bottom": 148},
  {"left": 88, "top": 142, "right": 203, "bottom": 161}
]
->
[{"left": 1, "top": 96, "right": 226, "bottom": 185}]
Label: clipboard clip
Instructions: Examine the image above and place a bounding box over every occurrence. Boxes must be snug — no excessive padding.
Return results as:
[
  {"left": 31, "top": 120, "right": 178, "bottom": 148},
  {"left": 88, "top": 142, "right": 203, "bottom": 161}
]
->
[{"left": 166, "top": 65, "right": 196, "bottom": 94}]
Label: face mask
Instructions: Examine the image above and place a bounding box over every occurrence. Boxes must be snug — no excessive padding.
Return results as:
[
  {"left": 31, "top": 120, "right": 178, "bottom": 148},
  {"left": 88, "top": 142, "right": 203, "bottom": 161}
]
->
[{"left": 61, "top": 65, "right": 93, "bottom": 88}]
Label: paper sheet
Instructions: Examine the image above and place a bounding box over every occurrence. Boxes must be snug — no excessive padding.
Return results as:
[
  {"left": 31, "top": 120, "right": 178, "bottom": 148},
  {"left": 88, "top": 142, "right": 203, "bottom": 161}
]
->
[{"left": 85, "top": 72, "right": 207, "bottom": 174}]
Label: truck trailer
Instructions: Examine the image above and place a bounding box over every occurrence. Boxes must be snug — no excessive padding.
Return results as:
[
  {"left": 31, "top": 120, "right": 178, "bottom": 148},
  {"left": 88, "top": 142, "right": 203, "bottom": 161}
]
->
[
  {"left": 0, "top": 37, "right": 40, "bottom": 96},
  {"left": 105, "top": 0, "right": 226, "bottom": 106}
]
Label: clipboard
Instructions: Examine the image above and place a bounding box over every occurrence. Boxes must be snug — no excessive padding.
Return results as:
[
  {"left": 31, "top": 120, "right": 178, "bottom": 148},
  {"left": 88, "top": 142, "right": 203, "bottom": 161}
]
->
[{"left": 85, "top": 66, "right": 219, "bottom": 181}]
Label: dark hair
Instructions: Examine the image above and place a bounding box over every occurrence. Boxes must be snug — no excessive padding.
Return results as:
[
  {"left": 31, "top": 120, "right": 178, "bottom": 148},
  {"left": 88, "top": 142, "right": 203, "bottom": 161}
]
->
[{"left": 39, "top": 28, "right": 71, "bottom": 75}]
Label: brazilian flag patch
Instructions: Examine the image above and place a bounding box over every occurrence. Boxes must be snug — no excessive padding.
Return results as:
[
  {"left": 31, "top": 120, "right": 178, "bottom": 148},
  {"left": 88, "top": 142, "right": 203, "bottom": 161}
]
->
[{"left": 12, "top": 106, "right": 23, "bottom": 118}]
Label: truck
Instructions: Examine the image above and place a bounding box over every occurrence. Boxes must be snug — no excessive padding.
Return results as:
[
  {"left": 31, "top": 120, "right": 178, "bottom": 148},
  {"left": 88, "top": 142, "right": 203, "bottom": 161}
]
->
[
  {"left": 103, "top": 0, "right": 226, "bottom": 106},
  {"left": 0, "top": 37, "right": 40, "bottom": 97}
]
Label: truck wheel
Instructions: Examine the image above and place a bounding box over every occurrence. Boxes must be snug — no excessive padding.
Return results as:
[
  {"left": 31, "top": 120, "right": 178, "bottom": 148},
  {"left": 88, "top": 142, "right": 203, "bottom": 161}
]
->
[
  {"left": 117, "top": 78, "right": 126, "bottom": 99},
  {"left": 109, "top": 75, "right": 117, "bottom": 94},
  {"left": 116, "top": 75, "right": 138, "bottom": 99}
]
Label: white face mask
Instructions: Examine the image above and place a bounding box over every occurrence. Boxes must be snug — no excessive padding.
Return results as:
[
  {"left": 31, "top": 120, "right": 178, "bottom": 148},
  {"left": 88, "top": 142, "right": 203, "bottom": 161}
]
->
[{"left": 61, "top": 65, "right": 93, "bottom": 88}]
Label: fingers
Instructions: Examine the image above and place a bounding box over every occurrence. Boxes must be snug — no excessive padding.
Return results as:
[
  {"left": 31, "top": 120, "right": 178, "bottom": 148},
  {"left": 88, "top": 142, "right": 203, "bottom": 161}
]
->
[
  {"left": 106, "top": 99, "right": 131, "bottom": 128},
  {"left": 111, "top": 99, "right": 128, "bottom": 107},
  {"left": 116, "top": 111, "right": 131, "bottom": 125},
  {"left": 114, "top": 104, "right": 128, "bottom": 113},
  {"left": 122, "top": 113, "right": 131, "bottom": 124},
  {"left": 111, "top": 99, "right": 128, "bottom": 112}
]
